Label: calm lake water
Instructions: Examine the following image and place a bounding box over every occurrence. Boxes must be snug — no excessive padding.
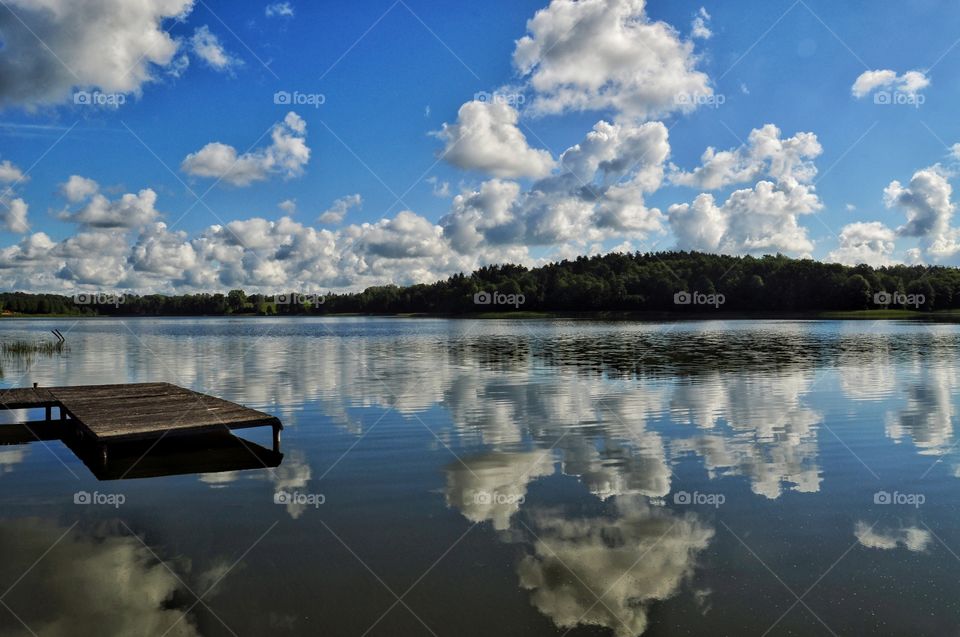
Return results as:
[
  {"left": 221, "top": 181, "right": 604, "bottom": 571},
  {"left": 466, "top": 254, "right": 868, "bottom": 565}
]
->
[{"left": 1, "top": 317, "right": 959, "bottom": 636}]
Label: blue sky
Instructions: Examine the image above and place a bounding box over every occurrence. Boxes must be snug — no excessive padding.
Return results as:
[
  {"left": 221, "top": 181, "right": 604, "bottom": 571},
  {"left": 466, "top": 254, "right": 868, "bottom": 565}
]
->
[{"left": 1, "top": 0, "right": 960, "bottom": 292}]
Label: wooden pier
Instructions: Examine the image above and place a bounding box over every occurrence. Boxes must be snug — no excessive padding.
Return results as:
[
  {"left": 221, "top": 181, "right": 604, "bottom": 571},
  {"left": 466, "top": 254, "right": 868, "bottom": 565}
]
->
[{"left": 0, "top": 382, "right": 282, "bottom": 455}]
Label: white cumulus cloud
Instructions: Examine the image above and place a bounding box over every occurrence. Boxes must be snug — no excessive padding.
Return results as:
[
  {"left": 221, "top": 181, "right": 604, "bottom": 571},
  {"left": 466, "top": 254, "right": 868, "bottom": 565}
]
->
[
  {"left": 441, "top": 119, "right": 670, "bottom": 253},
  {"left": 884, "top": 164, "right": 958, "bottom": 258},
  {"left": 0, "top": 0, "right": 194, "bottom": 109},
  {"left": 513, "top": 0, "right": 713, "bottom": 119},
  {"left": 59, "top": 187, "right": 162, "bottom": 229},
  {"left": 851, "top": 69, "right": 930, "bottom": 99},
  {"left": 691, "top": 7, "right": 712, "bottom": 39},
  {"left": 671, "top": 124, "right": 823, "bottom": 190},
  {"left": 0, "top": 159, "right": 26, "bottom": 184},
  {"left": 827, "top": 221, "right": 898, "bottom": 266},
  {"left": 190, "top": 25, "right": 241, "bottom": 72},
  {"left": 181, "top": 112, "right": 311, "bottom": 186},
  {"left": 669, "top": 180, "right": 819, "bottom": 256},
  {"left": 319, "top": 194, "right": 362, "bottom": 225},
  {"left": 437, "top": 100, "right": 555, "bottom": 179},
  {"left": 59, "top": 175, "right": 100, "bottom": 203},
  {"left": 668, "top": 124, "right": 823, "bottom": 256}
]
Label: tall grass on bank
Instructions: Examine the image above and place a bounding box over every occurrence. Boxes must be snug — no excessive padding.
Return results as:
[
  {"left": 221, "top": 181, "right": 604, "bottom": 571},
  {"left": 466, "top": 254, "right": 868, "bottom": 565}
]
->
[{"left": 0, "top": 339, "right": 68, "bottom": 356}]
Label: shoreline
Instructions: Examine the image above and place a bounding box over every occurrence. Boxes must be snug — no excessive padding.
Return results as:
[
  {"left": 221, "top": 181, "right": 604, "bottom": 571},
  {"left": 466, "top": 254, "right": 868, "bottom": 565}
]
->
[{"left": 0, "top": 309, "right": 955, "bottom": 321}]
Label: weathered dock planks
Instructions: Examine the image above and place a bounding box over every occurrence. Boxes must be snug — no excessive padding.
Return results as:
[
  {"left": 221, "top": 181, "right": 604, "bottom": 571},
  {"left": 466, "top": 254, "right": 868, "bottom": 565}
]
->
[{"left": 0, "top": 382, "right": 282, "bottom": 447}]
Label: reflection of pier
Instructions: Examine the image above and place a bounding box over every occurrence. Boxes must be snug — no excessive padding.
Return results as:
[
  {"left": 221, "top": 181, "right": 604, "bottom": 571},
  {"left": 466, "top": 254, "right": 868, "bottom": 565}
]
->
[{"left": 0, "top": 382, "right": 283, "bottom": 480}]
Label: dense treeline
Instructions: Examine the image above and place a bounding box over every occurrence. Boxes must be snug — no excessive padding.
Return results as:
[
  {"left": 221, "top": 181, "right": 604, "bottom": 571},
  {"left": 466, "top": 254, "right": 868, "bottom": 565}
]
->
[{"left": 0, "top": 251, "right": 957, "bottom": 316}]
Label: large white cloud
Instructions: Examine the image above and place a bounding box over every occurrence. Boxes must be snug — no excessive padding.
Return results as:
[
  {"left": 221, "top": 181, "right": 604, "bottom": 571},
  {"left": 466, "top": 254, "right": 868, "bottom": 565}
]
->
[
  {"left": 668, "top": 125, "right": 823, "bottom": 256},
  {"left": 513, "top": 0, "right": 712, "bottom": 119},
  {"left": 0, "top": 0, "right": 194, "bottom": 109},
  {"left": 181, "top": 112, "right": 310, "bottom": 186},
  {"left": 671, "top": 124, "right": 822, "bottom": 190},
  {"left": 884, "top": 165, "right": 959, "bottom": 258},
  {"left": 57, "top": 177, "right": 162, "bottom": 229},
  {"left": 669, "top": 179, "right": 819, "bottom": 256},
  {"left": 436, "top": 100, "right": 555, "bottom": 179},
  {"left": 441, "top": 119, "right": 670, "bottom": 252},
  {"left": 827, "top": 221, "right": 897, "bottom": 266}
]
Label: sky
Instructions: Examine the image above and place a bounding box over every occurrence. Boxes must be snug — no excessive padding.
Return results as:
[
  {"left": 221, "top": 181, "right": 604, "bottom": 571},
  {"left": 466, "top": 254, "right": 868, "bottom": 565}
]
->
[{"left": 0, "top": 0, "right": 959, "bottom": 293}]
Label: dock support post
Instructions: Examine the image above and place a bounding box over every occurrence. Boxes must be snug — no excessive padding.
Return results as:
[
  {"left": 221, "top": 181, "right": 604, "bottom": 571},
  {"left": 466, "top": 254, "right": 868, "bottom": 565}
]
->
[
  {"left": 45, "top": 405, "right": 51, "bottom": 421},
  {"left": 60, "top": 406, "right": 66, "bottom": 420},
  {"left": 272, "top": 424, "right": 282, "bottom": 453}
]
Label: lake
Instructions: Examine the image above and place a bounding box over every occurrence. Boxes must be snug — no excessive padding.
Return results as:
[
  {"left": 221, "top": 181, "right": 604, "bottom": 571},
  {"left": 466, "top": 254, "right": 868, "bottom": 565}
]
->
[{"left": 0, "top": 317, "right": 957, "bottom": 636}]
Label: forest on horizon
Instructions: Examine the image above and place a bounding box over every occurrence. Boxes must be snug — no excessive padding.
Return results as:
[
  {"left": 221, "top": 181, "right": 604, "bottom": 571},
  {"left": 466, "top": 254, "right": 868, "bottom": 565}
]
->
[{"left": 0, "top": 251, "right": 953, "bottom": 316}]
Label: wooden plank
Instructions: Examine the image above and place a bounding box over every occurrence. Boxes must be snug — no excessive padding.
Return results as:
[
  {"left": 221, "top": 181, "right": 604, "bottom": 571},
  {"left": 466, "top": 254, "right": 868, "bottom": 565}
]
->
[
  {"left": 62, "top": 393, "right": 265, "bottom": 417},
  {"left": 70, "top": 405, "right": 274, "bottom": 431},
  {"left": 77, "top": 401, "right": 277, "bottom": 424},
  {"left": 49, "top": 384, "right": 176, "bottom": 400},
  {"left": 87, "top": 414, "right": 278, "bottom": 439},
  {"left": 56, "top": 394, "right": 231, "bottom": 413},
  {"left": 50, "top": 382, "right": 171, "bottom": 392},
  {"left": 0, "top": 388, "right": 57, "bottom": 409}
]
